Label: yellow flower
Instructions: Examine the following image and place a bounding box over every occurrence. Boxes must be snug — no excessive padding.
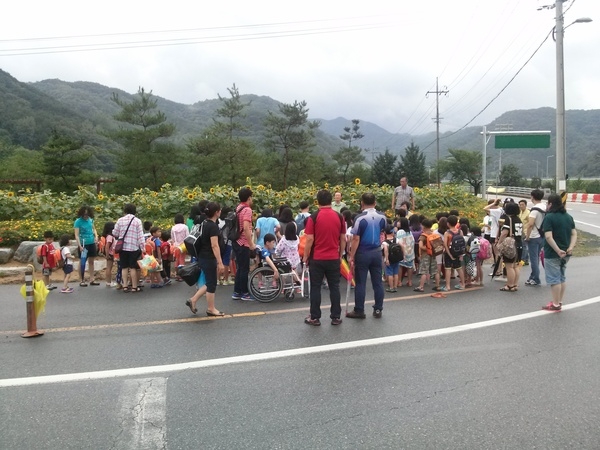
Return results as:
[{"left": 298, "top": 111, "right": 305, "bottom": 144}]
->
[
  {"left": 354, "top": 178, "right": 361, "bottom": 185},
  {"left": 7, "top": 192, "right": 14, "bottom": 197},
  {"left": 187, "top": 193, "right": 195, "bottom": 200},
  {"left": 152, "top": 191, "right": 158, "bottom": 197},
  {"left": 95, "top": 206, "right": 102, "bottom": 212},
  {"left": 350, "top": 192, "right": 356, "bottom": 197},
  {"left": 324, "top": 183, "right": 329, "bottom": 189},
  {"left": 314, "top": 200, "right": 319, "bottom": 205},
  {"left": 97, "top": 194, "right": 104, "bottom": 201},
  {"left": 210, "top": 188, "right": 215, "bottom": 194}
]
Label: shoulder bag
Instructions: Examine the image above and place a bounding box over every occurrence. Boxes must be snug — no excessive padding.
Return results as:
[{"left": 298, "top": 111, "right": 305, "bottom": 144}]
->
[{"left": 114, "top": 217, "right": 135, "bottom": 254}]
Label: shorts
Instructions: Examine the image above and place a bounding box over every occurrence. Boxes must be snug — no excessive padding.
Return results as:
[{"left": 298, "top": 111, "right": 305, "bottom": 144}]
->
[
  {"left": 443, "top": 254, "right": 462, "bottom": 269},
  {"left": 545, "top": 257, "right": 569, "bottom": 285},
  {"left": 418, "top": 254, "right": 438, "bottom": 277},
  {"left": 222, "top": 244, "right": 232, "bottom": 266},
  {"left": 63, "top": 264, "right": 74, "bottom": 275},
  {"left": 42, "top": 267, "right": 52, "bottom": 276},
  {"left": 385, "top": 262, "right": 400, "bottom": 277},
  {"left": 78, "top": 243, "right": 98, "bottom": 258},
  {"left": 120, "top": 250, "right": 142, "bottom": 269}
]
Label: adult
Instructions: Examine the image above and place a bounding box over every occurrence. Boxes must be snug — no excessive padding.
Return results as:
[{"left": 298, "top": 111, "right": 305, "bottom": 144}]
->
[
  {"left": 348, "top": 192, "right": 387, "bottom": 319},
  {"left": 332, "top": 192, "right": 347, "bottom": 213},
  {"left": 525, "top": 189, "right": 546, "bottom": 287},
  {"left": 483, "top": 198, "right": 504, "bottom": 276},
  {"left": 74, "top": 205, "right": 99, "bottom": 286},
  {"left": 302, "top": 190, "right": 346, "bottom": 326},
  {"left": 541, "top": 193, "right": 576, "bottom": 311},
  {"left": 391, "top": 177, "right": 415, "bottom": 215},
  {"left": 232, "top": 187, "right": 256, "bottom": 301},
  {"left": 496, "top": 201, "right": 523, "bottom": 292},
  {"left": 186, "top": 202, "right": 226, "bottom": 316},
  {"left": 518, "top": 199, "right": 530, "bottom": 264},
  {"left": 255, "top": 208, "right": 281, "bottom": 247},
  {"left": 112, "top": 203, "right": 144, "bottom": 292}
]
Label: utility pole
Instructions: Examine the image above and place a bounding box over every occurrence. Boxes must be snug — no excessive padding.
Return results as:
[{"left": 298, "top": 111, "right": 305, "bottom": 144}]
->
[{"left": 426, "top": 78, "right": 448, "bottom": 187}]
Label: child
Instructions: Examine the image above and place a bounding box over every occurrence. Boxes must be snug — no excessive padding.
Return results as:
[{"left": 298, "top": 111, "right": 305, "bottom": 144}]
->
[
  {"left": 414, "top": 219, "right": 441, "bottom": 292},
  {"left": 218, "top": 207, "right": 233, "bottom": 285},
  {"left": 382, "top": 226, "right": 400, "bottom": 293},
  {"left": 171, "top": 213, "right": 189, "bottom": 279},
  {"left": 470, "top": 226, "right": 486, "bottom": 287},
  {"left": 59, "top": 234, "right": 74, "bottom": 293},
  {"left": 443, "top": 215, "right": 466, "bottom": 291},
  {"left": 160, "top": 230, "right": 173, "bottom": 286},
  {"left": 258, "top": 233, "right": 280, "bottom": 285},
  {"left": 147, "top": 226, "right": 164, "bottom": 288},
  {"left": 101, "top": 222, "right": 117, "bottom": 287},
  {"left": 40, "top": 231, "right": 57, "bottom": 290},
  {"left": 396, "top": 218, "right": 415, "bottom": 287},
  {"left": 276, "top": 223, "right": 302, "bottom": 290}
]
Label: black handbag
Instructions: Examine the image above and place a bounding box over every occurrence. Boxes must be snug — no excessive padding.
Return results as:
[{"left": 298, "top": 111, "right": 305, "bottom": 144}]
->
[{"left": 177, "top": 262, "right": 202, "bottom": 286}]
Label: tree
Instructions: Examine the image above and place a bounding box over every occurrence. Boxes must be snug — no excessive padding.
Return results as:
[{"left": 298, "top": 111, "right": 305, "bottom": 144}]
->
[
  {"left": 263, "top": 100, "right": 320, "bottom": 189},
  {"left": 189, "top": 84, "right": 259, "bottom": 187},
  {"left": 499, "top": 163, "right": 523, "bottom": 187},
  {"left": 441, "top": 149, "right": 483, "bottom": 195},
  {"left": 110, "top": 87, "right": 183, "bottom": 192},
  {"left": 332, "top": 119, "right": 365, "bottom": 184},
  {"left": 396, "top": 141, "right": 427, "bottom": 188},
  {"left": 371, "top": 149, "right": 399, "bottom": 186},
  {"left": 41, "top": 130, "right": 92, "bottom": 192}
]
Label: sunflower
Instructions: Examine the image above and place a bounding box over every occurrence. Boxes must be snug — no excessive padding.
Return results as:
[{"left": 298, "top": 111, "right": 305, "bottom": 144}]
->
[
  {"left": 210, "top": 188, "right": 215, "bottom": 194},
  {"left": 95, "top": 206, "right": 102, "bottom": 212},
  {"left": 350, "top": 192, "right": 356, "bottom": 197},
  {"left": 187, "top": 193, "right": 195, "bottom": 200},
  {"left": 7, "top": 192, "right": 14, "bottom": 198},
  {"left": 152, "top": 191, "right": 158, "bottom": 197},
  {"left": 314, "top": 200, "right": 319, "bottom": 205},
  {"left": 324, "top": 182, "right": 329, "bottom": 189},
  {"left": 97, "top": 194, "right": 104, "bottom": 201},
  {"left": 354, "top": 178, "right": 361, "bottom": 185}
]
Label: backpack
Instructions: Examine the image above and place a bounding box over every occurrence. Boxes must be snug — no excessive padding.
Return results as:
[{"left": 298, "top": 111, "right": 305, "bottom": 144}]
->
[
  {"left": 227, "top": 206, "right": 249, "bottom": 243},
  {"left": 295, "top": 212, "right": 310, "bottom": 234},
  {"left": 449, "top": 230, "right": 466, "bottom": 257},
  {"left": 477, "top": 237, "right": 492, "bottom": 261},
  {"left": 55, "top": 247, "right": 64, "bottom": 269},
  {"left": 467, "top": 236, "right": 481, "bottom": 259},
  {"left": 386, "top": 238, "right": 404, "bottom": 264},
  {"left": 425, "top": 233, "right": 444, "bottom": 257},
  {"left": 37, "top": 243, "right": 61, "bottom": 268},
  {"left": 530, "top": 206, "right": 546, "bottom": 236},
  {"left": 298, "top": 232, "right": 307, "bottom": 258},
  {"left": 97, "top": 236, "right": 107, "bottom": 257},
  {"left": 144, "top": 237, "right": 156, "bottom": 256},
  {"left": 184, "top": 222, "right": 203, "bottom": 259}
]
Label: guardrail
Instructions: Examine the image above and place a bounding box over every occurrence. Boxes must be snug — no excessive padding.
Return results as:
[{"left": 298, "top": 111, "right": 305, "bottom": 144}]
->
[{"left": 486, "top": 186, "right": 552, "bottom": 199}]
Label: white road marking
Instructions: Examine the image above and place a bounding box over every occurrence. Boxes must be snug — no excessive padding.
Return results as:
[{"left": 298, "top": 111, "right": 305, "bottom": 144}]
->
[
  {"left": 575, "top": 220, "right": 600, "bottom": 230},
  {"left": 1, "top": 296, "right": 600, "bottom": 388},
  {"left": 582, "top": 210, "right": 598, "bottom": 215},
  {"left": 114, "top": 378, "right": 167, "bottom": 450}
]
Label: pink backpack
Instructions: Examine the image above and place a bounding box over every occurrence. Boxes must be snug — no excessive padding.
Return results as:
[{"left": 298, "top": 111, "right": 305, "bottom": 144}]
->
[{"left": 477, "top": 237, "right": 492, "bottom": 261}]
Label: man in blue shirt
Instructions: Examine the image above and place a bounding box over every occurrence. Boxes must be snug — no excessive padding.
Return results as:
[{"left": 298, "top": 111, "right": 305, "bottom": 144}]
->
[{"left": 347, "top": 192, "right": 387, "bottom": 319}]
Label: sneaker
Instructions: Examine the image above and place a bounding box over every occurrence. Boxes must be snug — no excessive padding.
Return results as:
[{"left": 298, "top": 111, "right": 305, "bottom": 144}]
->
[
  {"left": 526, "top": 280, "right": 540, "bottom": 286},
  {"left": 240, "top": 293, "right": 254, "bottom": 301},
  {"left": 373, "top": 309, "right": 382, "bottom": 318},
  {"left": 413, "top": 287, "right": 425, "bottom": 292},
  {"left": 385, "top": 288, "right": 395, "bottom": 293},
  {"left": 60, "top": 287, "right": 74, "bottom": 294},
  {"left": 219, "top": 279, "right": 224, "bottom": 286},
  {"left": 440, "top": 286, "right": 448, "bottom": 292},
  {"left": 454, "top": 284, "right": 464, "bottom": 290},
  {"left": 542, "top": 302, "right": 561, "bottom": 312},
  {"left": 331, "top": 317, "right": 342, "bottom": 325},
  {"left": 346, "top": 310, "right": 366, "bottom": 319},
  {"left": 46, "top": 284, "right": 57, "bottom": 290},
  {"left": 164, "top": 278, "right": 172, "bottom": 286},
  {"left": 223, "top": 279, "right": 234, "bottom": 286},
  {"left": 304, "top": 316, "right": 321, "bottom": 326},
  {"left": 231, "top": 292, "right": 242, "bottom": 300}
]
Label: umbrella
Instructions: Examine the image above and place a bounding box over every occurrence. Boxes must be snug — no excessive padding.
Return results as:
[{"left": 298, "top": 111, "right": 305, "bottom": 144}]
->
[
  {"left": 490, "top": 255, "right": 502, "bottom": 280},
  {"left": 79, "top": 239, "right": 88, "bottom": 282},
  {"left": 340, "top": 258, "right": 354, "bottom": 315}
]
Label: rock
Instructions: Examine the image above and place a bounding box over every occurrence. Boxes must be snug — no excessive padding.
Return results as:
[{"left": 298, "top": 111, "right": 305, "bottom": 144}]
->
[
  {"left": 0, "top": 248, "right": 15, "bottom": 264},
  {"left": 13, "top": 241, "right": 44, "bottom": 264}
]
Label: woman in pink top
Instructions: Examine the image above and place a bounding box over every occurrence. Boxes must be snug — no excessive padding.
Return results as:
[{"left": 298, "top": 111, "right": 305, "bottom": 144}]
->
[{"left": 171, "top": 213, "right": 189, "bottom": 273}]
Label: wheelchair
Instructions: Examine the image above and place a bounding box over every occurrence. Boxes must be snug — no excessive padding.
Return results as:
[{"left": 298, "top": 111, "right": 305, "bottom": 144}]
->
[{"left": 248, "top": 256, "right": 307, "bottom": 303}]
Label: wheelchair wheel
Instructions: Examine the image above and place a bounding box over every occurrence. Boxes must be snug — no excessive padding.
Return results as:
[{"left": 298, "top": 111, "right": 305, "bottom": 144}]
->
[
  {"left": 284, "top": 291, "right": 295, "bottom": 302},
  {"left": 248, "top": 266, "right": 282, "bottom": 303}
]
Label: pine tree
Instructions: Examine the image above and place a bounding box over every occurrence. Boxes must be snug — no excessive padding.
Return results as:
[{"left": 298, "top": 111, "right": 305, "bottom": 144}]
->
[
  {"left": 396, "top": 141, "right": 427, "bottom": 188},
  {"left": 371, "top": 149, "right": 399, "bottom": 186},
  {"left": 41, "top": 129, "right": 91, "bottom": 192},
  {"left": 333, "top": 119, "right": 365, "bottom": 184}
]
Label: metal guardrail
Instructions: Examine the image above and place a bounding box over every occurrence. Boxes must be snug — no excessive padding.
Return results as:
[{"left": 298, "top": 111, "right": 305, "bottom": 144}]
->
[{"left": 486, "top": 186, "right": 552, "bottom": 200}]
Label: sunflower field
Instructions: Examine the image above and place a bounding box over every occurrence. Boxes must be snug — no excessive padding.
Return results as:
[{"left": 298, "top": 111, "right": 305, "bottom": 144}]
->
[{"left": 0, "top": 180, "right": 486, "bottom": 246}]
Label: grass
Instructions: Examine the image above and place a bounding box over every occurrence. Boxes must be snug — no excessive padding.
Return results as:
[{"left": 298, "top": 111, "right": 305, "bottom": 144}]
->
[{"left": 573, "top": 230, "right": 600, "bottom": 257}]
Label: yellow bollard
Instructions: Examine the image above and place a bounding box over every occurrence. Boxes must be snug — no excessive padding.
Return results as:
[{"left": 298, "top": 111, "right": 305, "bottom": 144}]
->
[{"left": 21, "top": 266, "right": 44, "bottom": 338}]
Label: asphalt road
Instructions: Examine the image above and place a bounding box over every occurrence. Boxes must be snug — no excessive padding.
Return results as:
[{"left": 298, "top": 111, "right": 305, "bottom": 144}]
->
[{"left": 1, "top": 253, "right": 600, "bottom": 449}]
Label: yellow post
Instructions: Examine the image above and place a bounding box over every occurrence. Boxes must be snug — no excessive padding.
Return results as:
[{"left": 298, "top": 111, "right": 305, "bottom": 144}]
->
[{"left": 21, "top": 266, "right": 44, "bottom": 338}]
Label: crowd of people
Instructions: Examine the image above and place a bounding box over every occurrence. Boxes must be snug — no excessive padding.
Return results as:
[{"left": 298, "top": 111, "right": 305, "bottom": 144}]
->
[{"left": 37, "top": 178, "right": 576, "bottom": 321}]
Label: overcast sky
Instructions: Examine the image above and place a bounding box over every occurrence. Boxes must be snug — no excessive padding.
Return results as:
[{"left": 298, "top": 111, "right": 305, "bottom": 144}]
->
[{"left": 1, "top": 0, "right": 598, "bottom": 134}]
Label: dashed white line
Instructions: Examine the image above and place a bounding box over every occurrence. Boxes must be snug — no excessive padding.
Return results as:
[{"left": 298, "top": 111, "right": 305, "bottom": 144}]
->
[
  {"left": 575, "top": 220, "right": 600, "bottom": 230},
  {"left": 1, "top": 296, "right": 600, "bottom": 388}
]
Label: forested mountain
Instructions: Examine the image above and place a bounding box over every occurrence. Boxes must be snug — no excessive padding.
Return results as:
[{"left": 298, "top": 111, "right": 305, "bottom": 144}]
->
[{"left": 1, "top": 68, "right": 599, "bottom": 180}]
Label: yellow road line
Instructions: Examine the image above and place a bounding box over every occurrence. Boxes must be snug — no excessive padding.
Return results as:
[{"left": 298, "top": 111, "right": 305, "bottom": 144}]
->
[{"left": 1, "top": 288, "right": 479, "bottom": 335}]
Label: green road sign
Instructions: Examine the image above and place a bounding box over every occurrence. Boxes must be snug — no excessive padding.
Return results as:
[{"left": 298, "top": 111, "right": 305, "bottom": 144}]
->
[{"left": 495, "top": 134, "right": 550, "bottom": 149}]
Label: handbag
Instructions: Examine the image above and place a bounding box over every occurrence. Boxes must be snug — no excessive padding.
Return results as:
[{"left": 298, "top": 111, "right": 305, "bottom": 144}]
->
[
  {"left": 496, "top": 217, "right": 517, "bottom": 259},
  {"left": 177, "top": 262, "right": 202, "bottom": 286},
  {"left": 114, "top": 217, "right": 135, "bottom": 254}
]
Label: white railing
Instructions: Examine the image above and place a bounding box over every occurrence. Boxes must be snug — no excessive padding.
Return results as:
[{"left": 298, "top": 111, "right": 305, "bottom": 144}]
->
[{"left": 486, "top": 186, "right": 552, "bottom": 199}]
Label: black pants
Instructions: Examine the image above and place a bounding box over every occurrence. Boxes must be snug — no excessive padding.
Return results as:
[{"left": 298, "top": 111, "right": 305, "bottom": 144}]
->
[
  {"left": 309, "top": 259, "right": 341, "bottom": 320},
  {"left": 233, "top": 242, "right": 250, "bottom": 295}
]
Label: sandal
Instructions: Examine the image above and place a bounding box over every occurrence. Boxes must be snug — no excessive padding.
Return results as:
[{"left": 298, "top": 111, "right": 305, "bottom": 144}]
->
[
  {"left": 185, "top": 300, "right": 197, "bottom": 314},
  {"left": 79, "top": 282, "right": 88, "bottom": 287},
  {"left": 499, "top": 285, "right": 517, "bottom": 292},
  {"left": 122, "top": 287, "right": 130, "bottom": 293},
  {"left": 413, "top": 287, "right": 424, "bottom": 292},
  {"left": 130, "top": 287, "right": 142, "bottom": 293},
  {"left": 206, "top": 310, "right": 225, "bottom": 317}
]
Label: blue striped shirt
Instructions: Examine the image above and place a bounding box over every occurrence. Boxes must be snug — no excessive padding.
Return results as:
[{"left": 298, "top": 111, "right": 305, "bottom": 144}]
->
[{"left": 351, "top": 208, "right": 387, "bottom": 252}]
